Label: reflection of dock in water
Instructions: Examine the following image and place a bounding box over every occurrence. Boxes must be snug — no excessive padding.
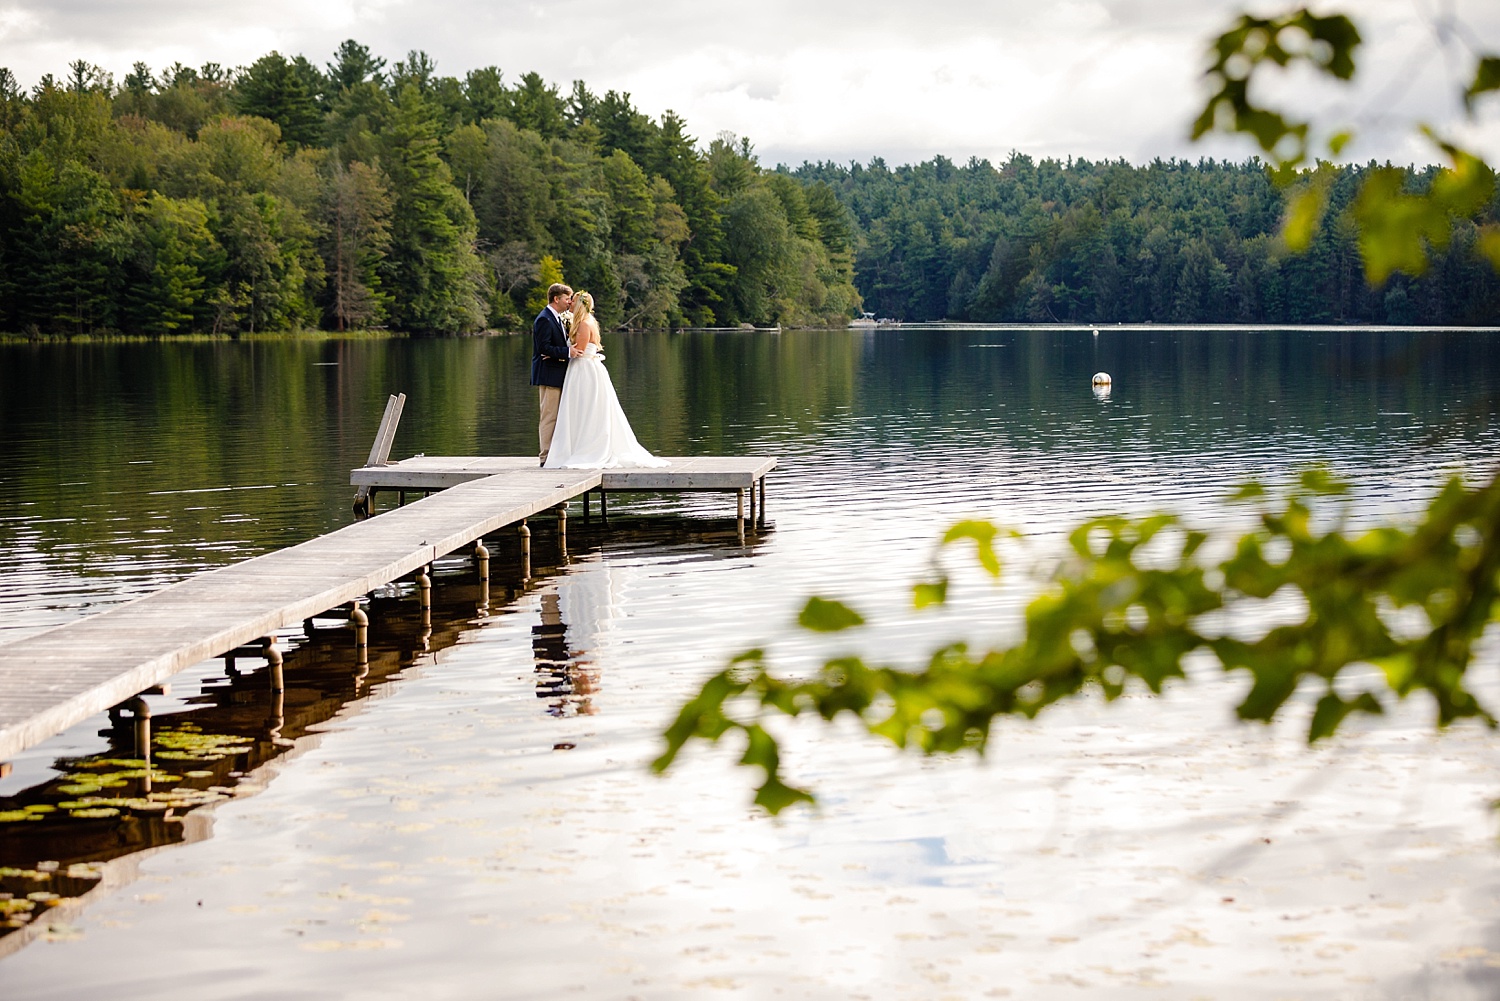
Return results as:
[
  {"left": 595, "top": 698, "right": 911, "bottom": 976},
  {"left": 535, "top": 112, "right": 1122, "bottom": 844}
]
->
[
  {"left": 0, "top": 514, "right": 769, "bottom": 948},
  {"left": 0, "top": 575, "right": 483, "bottom": 952}
]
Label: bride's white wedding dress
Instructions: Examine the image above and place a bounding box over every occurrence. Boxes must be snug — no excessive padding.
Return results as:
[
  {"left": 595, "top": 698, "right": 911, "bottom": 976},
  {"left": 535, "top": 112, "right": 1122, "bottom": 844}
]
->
[{"left": 543, "top": 342, "right": 669, "bottom": 469}]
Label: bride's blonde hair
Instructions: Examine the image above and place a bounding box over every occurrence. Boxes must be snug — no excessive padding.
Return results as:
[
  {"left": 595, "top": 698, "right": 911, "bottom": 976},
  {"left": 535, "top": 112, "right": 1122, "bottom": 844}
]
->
[{"left": 570, "top": 291, "right": 595, "bottom": 320}]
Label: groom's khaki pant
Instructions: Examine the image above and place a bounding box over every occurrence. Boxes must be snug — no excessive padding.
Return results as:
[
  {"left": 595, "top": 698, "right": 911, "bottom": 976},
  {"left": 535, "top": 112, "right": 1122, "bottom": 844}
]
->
[{"left": 538, "top": 385, "right": 562, "bottom": 463}]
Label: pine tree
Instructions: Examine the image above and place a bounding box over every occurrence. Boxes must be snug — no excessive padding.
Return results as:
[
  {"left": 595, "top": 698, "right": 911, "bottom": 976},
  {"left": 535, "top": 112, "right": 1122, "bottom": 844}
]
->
[
  {"left": 235, "top": 52, "right": 323, "bottom": 147},
  {"left": 378, "top": 85, "right": 485, "bottom": 333}
]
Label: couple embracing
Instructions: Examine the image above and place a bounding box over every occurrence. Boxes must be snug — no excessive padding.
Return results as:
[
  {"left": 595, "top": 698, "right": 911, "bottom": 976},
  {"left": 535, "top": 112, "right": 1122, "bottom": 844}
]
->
[{"left": 531, "top": 283, "right": 668, "bottom": 470}]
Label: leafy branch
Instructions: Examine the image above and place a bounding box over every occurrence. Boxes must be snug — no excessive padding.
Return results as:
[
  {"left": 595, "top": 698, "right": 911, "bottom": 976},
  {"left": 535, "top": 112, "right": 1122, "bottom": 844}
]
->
[
  {"left": 655, "top": 469, "right": 1500, "bottom": 812},
  {"left": 1194, "top": 6, "right": 1500, "bottom": 281}
]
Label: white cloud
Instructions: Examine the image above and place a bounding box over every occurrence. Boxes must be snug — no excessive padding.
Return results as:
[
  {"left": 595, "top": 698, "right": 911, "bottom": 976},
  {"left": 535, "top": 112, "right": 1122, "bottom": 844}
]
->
[{"left": 1, "top": 0, "right": 1497, "bottom": 167}]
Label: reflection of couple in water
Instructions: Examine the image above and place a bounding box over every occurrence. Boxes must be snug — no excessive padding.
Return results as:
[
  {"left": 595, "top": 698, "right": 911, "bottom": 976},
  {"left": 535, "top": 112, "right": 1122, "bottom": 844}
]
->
[{"left": 531, "top": 564, "right": 620, "bottom": 717}]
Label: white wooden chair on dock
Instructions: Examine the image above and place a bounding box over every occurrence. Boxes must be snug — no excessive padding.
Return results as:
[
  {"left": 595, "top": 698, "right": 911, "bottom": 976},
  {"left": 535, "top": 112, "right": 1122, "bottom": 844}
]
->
[{"left": 352, "top": 393, "right": 406, "bottom": 519}]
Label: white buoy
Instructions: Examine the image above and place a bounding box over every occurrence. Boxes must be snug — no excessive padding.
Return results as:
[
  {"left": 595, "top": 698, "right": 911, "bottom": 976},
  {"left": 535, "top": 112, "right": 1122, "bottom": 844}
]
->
[
  {"left": 1091, "top": 372, "right": 1111, "bottom": 386},
  {"left": 1091, "top": 328, "right": 1100, "bottom": 336}
]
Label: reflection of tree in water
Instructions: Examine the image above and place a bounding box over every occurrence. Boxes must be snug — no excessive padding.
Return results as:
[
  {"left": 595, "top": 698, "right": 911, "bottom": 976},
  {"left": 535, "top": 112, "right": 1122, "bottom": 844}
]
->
[{"left": 533, "top": 566, "right": 621, "bottom": 718}]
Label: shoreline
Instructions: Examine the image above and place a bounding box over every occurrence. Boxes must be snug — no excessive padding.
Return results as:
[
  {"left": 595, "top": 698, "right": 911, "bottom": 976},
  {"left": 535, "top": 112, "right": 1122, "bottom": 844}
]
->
[{"left": 7, "top": 321, "right": 1500, "bottom": 345}]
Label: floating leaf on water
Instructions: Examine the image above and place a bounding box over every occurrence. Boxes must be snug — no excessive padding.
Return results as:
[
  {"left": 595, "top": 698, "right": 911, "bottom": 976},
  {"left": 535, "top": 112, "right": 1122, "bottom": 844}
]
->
[
  {"left": 69, "top": 808, "right": 120, "bottom": 819},
  {"left": 23, "top": 804, "right": 57, "bottom": 814}
]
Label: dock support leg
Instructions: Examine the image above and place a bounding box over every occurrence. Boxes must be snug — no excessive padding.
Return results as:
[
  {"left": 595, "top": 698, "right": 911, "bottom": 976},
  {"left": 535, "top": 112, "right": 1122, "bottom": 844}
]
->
[
  {"left": 399, "top": 490, "right": 406, "bottom": 507},
  {"left": 474, "top": 540, "right": 490, "bottom": 614},
  {"left": 736, "top": 489, "right": 745, "bottom": 544},
  {"left": 600, "top": 489, "right": 608, "bottom": 522},
  {"left": 264, "top": 636, "right": 284, "bottom": 693},
  {"left": 749, "top": 480, "right": 757, "bottom": 531},
  {"left": 126, "top": 696, "right": 152, "bottom": 791},
  {"left": 557, "top": 503, "right": 568, "bottom": 552},
  {"left": 350, "top": 601, "right": 369, "bottom": 665},
  {"left": 759, "top": 476, "right": 767, "bottom": 529},
  {"left": 583, "top": 491, "right": 591, "bottom": 521},
  {"left": 416, "top": 564, "right": 432, "bottom": 611},
  {"left": 417, "top": 564, "right": 433, "bottom": 634},
  {"left": 519, "top": 520, "right": 532, "bottom": 581}
]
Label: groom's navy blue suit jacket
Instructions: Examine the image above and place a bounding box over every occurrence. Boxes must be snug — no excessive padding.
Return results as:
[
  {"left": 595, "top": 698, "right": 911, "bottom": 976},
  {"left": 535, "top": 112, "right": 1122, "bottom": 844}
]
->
[{"left": 531, "top": 306, "right": 570, "bottom": 388}]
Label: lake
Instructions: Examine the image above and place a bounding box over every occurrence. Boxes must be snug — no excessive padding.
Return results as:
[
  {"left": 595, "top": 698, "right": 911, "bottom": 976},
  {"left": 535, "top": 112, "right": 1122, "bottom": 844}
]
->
[{"left": 3, "top": 326, "right": 1500, "bottom": 998}]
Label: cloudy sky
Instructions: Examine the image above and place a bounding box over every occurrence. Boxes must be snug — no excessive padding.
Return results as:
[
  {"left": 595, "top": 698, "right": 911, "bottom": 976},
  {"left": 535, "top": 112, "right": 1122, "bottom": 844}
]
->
[{"left": 2, "top": 0, "right": 1497, "bottom": 168}]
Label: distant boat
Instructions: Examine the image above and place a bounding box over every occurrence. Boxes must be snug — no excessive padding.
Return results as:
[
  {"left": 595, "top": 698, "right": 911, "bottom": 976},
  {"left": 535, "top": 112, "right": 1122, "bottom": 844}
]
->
[{"left": 850, "top": 312, "right": 878, "bottom": 328}]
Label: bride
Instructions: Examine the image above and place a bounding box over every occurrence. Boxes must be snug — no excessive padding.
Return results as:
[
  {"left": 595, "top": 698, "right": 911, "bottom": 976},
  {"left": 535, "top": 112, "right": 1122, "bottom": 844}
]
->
[{"left": 543, "top": 291, "right": 670, "bottom": 470}]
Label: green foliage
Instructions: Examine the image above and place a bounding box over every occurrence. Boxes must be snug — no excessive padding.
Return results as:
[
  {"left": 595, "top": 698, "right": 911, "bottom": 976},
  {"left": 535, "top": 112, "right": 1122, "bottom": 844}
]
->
[
  {"left": 795, "top": 152, "right": 1500, "bottom": 324},
  {"left": 318, "top": 157, "right": 393, "bottom": 330},
  {"left": 377, "top": 84, "right": 485, "bottom": 333},
  {"left": 657, "top": 469, "right": 1500, "bottom": 811},
  {"left": 526, "top": 254, "right": 565, "bottom": 315},
  {"left": 1192, "top": 6, "right": 1500, "bottom": 286},
  {"left": 234, "top": 52, "right": 323, "bottom": 148},
  {"left": 0, "top": 43, "right": 858, "bottom": 335},
  {"left": 797, "top": 597, "right": 864, "bottom": 632},
  {"left": 1193, "top": 10, "right": 1360, "bottom": 165}
]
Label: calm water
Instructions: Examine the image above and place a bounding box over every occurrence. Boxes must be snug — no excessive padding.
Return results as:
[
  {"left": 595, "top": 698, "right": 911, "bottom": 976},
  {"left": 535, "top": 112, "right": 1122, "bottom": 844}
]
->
[{"left": 3, "top": 327, "right": 1500, "bottom": 997}]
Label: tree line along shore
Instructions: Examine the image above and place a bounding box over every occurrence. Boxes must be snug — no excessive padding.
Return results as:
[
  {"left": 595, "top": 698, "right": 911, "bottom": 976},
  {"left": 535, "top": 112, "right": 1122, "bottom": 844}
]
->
[{"left": 1, "top": 43, "right": 1496, "bottom": 338}]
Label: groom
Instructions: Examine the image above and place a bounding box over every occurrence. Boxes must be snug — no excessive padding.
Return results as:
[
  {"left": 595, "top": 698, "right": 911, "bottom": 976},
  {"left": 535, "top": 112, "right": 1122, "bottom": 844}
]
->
[{"left": 531, "top": 282, "right": 577, "bottom": 465}]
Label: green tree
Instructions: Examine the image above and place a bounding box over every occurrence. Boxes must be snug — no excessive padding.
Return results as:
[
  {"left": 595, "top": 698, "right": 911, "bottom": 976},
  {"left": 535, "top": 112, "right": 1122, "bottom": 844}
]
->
[
  {"left": 326, "top": 40, "right": 386, "bottom": 92},
  {"left": 213, "top": 190, "right": 314, "bottom": 333},
  {"left": 378, "top": 84, "right": 485, "bottom": 333},
  {"left": 234, "top": 52, "right": 323, "bottom": 147},
  {"left": 505, "top": 72, "right": 565, "bottom": 138},
  {"left": 318, "top": 158, "right": 393, "bottom": 330},
  {"left": 526, "top": 253, "right": 565, "bottom": 315},
  {"left": 464, "top": 67, "right": 506, "bottom": 124},
  {"left": 121, "top": 192, "right": 217, "bottom": 333}
]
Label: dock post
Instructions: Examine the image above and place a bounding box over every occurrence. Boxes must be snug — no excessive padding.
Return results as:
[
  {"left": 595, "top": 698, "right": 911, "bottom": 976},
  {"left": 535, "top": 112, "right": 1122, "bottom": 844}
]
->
[
  {"left": 126, "top": 695, "right": 152, "bottom": 791},
  {"left": 736, "top": 489, "right": 745, "bottom": 543},
  {"left": 600, "top": 489, "right": 608, "bottom": 522},
  {"left": 759, "top": 476, "right": 767, "bottom": 529},
  {"left": 749, "top": 479, "right": 757, "bottom": 531},
  {"left": 350, "top": 601, "right": 369, "bottom": 665},
  {"left": 417, "top": 563, "right": 433, "bottom": 633},
  {"left": 416, "top": 564, "right": 432, "bottom": 610},
  {"left": 583, "top": 490, "right": 591, "bottom": 521},
  {"left": 303, "top": 617, "right": 316, "bottom": 637},
  {"left": 519, "top": 520, "right": 532, "bottom": 580},
  {"left": 264, "top": 636, "right": 284, "bottom": 693},
  {"left": 557, "top": 503, "right": 568, "bottom": 551},
  {"left": 474, "top": 540, "right": 490, "bottom": 580}
]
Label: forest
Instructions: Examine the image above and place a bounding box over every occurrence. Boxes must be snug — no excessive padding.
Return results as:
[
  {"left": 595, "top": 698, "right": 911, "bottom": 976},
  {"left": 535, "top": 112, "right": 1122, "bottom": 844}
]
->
[
  {"left": 1, "top": 43, "right": 1497, "bottom": 336},
  {"left": 0, "top": 44, "right": 858, "bottom": 336},
  {"left": 797, "top": 154, "right": 1500, "bottom": 325}
]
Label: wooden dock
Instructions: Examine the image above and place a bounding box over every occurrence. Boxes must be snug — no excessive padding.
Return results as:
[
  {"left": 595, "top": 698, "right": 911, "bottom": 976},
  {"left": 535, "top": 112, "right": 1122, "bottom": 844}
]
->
[{"left": 0, "top": 452, "right": 776, "bottom": 765}]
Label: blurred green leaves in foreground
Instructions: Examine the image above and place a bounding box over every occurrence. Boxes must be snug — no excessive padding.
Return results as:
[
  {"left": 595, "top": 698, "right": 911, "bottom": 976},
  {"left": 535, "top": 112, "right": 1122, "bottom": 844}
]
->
[
  {"left": 656, "top": 469, "right": 1500, "bottom": 813},
  {"left": 1194, "top": 6, "right": 1500, "bottom": 284}
]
